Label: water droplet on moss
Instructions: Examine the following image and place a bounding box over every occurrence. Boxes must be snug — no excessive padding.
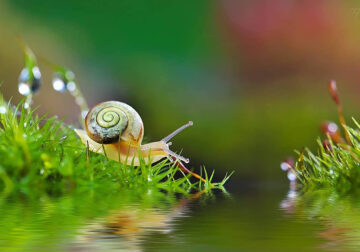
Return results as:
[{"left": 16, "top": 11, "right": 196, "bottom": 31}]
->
[
  {"left": 18, "top": 67, "right": 42, "bottom": 95},
  {"left": 287, "top": 171, "right": 297, "bottom": 181},
  {"left": 67, "top": 81, "right": 76, "bottom": 92},
  {"left": 52, "top": 77, "right": 66, "bottom": 92},
  {"left": 0, "top": 106, "right": 7, "bottom": 114}
]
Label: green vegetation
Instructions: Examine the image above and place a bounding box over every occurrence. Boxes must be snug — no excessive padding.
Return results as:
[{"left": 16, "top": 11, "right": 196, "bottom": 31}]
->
[
  {"left": 0, "top": 44, "right": 231, "bottom": 194},
  {"left": 293, "top": 81, "right": 360, "bottom": 192},
  {"left": 0, "top": 94, "right": 231, "bottom": 194},
  {"left": 0, "top": 44, "right": 232, "bottom": 194},
  {"left": 294, "top": 122, "right": 360, "bottom": 192}
]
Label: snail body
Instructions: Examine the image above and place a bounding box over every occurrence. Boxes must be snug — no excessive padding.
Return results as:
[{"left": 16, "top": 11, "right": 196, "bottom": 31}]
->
[{"left": 75, "top": 101, "right": 192, "bottom": 166}]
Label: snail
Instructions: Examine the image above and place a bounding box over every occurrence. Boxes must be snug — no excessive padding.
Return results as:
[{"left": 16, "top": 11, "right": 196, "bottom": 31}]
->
[{"left": 75, "top": 101, "right": 205, "bottom": 181}]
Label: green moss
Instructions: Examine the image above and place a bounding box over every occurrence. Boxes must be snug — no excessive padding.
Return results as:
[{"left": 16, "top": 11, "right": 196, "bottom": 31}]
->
[
  {"left": 0, "top": 96, "right": 231, "bottom": 194},
  {"left": 293, "top": 119, "right": 360, "bottom": 192}
]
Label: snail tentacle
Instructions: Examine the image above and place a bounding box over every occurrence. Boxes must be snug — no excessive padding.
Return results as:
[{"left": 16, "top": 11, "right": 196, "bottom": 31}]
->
[
  {"left": 161, "top": 121, "right": 193, "bottom": 143},
  {"left": 163, "top": 149, "right": 189, "bottom": 163}
]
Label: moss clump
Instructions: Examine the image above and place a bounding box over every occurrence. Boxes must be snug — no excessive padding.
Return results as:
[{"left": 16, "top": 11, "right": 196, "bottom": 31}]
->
[
  {"left": 0, "top": 96, "right": 231, "bottom": 194},
  {"left": 294, "top": 123, "right": 360, "bottom": 192},
  {"left": 292, "top": 81, "right": 360, "bottom": 192}
]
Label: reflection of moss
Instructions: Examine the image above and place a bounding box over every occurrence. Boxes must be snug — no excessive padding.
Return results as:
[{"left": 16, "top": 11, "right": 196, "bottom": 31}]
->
[
  {"left": 282, "top": 189, "right": 360, "bottom": 251},
  {"left": 0, "top": 95, "right": 230, "bottom": 193},
  {"left": 0, "top": 189, "right": 192, "bottom": 251}
]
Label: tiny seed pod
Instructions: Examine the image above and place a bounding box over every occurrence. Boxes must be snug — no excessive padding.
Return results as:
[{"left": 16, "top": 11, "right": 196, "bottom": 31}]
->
[{"left": 327, "top": 80, "right": 351, "bottom": 144}]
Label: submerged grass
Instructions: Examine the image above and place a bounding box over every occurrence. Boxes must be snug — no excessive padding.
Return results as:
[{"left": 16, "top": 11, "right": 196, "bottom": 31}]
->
[{"left": 0, "top": 95, "right": 231, "bottom": 194}]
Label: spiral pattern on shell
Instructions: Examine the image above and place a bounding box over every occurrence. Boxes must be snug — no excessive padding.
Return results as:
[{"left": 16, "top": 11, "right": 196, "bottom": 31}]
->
[{"left": 85, "top": 101, "right": 143, "bottom": 144}]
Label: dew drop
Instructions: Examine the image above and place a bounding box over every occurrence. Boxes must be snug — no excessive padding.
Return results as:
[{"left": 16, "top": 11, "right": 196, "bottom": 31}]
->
[
  {"left": 24, "top": 102, "right": 31, "bottom": 110},
  {"left": 52, "top": 77, "right": 66, "bottom": 92},
  {"left": 280, "top": 162, "right": 290, "bottom": 171},
  {"left": 32, "top": 66, "right": 41, "bottom": 79},
  {"left": 18, "top": 67, "right": 42, "bottom": 95},
  {"left": 19, "top": 68, "right": 28, "bottom": 81},
  {"left": 65, "top": 70, "right": 75, "bottom": 81},
  {"left": 0, "top": 106, "right": 7, "bottom": 114},
  {"left": 280, "top": 157, "right": 294, "bottom": 171},
  {"left": 287, "top": 171, "right": 297, "bottom": 181},
  {"left": 67, "top": 81, "right": 76, "bottom": 92},
  {"left": 18, "top": 83, "right": 31, "bottom": 96},
  {"left": 327, "top": 122, "right": 338, "bottom": 133}
]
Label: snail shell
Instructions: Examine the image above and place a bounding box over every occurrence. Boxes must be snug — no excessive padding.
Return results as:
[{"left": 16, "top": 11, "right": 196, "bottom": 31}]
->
[{"left": 85, "top": 101, "right": 144, "bottom": 145}]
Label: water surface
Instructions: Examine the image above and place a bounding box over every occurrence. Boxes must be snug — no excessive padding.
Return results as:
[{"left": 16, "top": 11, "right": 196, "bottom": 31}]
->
[{"left": 0, "top": 184, "right": 356, "bottom": 251}]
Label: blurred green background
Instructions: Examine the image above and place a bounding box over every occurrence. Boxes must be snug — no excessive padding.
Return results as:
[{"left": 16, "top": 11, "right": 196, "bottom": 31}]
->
[{"left": 1, "top": 0, "right": 360, "bottom": 184}]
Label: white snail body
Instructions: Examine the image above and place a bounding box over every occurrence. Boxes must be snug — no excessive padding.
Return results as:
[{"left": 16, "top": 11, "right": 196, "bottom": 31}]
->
[{"left": 75, "top": 101, "right": 192, "bottom": 166}]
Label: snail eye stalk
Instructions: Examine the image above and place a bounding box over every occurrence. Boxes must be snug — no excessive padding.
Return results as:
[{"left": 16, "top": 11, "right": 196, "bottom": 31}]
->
[{"left": 161, "top": 121, "right": 193, "bottom": 143}]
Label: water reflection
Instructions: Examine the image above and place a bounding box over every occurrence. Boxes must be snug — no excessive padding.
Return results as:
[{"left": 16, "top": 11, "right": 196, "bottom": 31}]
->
[
  {"left": 4, "top": 184, "right": 353, "bottom": 251},
  {"left": 0, "top": 189, "right": 204, "bottom": 251},
  {"left": 71, "top": 192, "right": 203, "bottom": 251},
  {"left": 280, "top": 186, "right": 360, "bottom": 251},
  {"left": 279, "top": 181, "right": 297, "bottom": 214}
]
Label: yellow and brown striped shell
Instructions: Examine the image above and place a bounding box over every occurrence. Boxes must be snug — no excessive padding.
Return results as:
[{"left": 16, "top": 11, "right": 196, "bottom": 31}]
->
[{"left": 85, "top": 101, "right": 144, "bottom": 145}]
